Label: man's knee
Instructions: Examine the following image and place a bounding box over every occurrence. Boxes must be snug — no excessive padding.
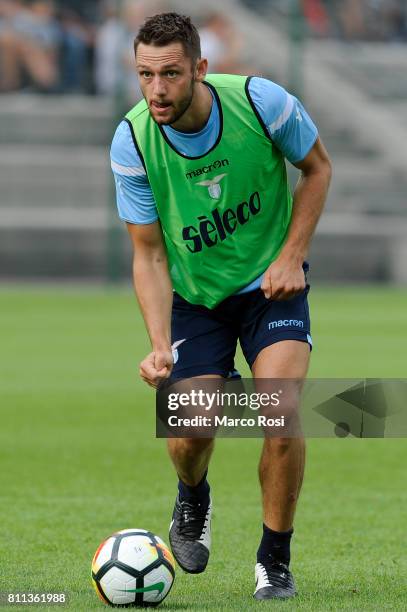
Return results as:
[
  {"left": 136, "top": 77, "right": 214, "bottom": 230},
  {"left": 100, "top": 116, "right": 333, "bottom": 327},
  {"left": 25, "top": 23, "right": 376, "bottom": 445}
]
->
[
  {"left": 169, "top": 437, "right": 214, "bottom": 458},
  {"left": 264, "top": 436, "right": 305, "bottom": 454}
]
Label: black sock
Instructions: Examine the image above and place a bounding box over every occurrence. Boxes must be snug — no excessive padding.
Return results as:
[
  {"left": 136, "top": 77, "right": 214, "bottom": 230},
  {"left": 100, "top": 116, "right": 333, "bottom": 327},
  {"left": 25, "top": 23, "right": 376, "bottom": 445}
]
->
[
  {"left": 178, "top": 470, "right": 210, "bottom": 507},
  {"left": 257, "top": 523, "right": 293, "bottom": 567}
]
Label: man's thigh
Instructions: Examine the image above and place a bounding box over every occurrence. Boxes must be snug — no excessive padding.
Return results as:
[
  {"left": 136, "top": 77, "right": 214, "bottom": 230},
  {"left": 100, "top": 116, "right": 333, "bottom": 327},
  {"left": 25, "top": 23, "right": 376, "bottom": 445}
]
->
[{"left": 252, "top": 340, "right": 310, "bottom": 378}]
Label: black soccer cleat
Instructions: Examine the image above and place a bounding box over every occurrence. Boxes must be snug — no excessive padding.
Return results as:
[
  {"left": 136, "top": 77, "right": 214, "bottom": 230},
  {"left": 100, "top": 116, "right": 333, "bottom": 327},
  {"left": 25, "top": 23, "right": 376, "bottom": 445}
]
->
[
  {"left": 254, "top": 560, "right": 296, "bottom": 600},
  {"left": 169, "top": 494, "right": 212, "bottom": 574}
]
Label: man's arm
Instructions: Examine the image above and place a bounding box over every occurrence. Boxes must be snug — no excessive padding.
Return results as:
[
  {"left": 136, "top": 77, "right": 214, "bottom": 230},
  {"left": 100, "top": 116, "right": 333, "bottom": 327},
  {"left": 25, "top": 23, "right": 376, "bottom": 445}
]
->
[
  {"left": 261, "top": 137, "right": 332, "bottom": 300},
  {"left": 126, "top": 221, "right": 174, "bottom": 387}
]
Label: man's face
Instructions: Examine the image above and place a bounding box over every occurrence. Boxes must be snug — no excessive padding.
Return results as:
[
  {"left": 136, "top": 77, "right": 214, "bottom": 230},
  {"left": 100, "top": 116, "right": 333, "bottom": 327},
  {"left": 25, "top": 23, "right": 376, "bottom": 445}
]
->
[{"left": 136, "top": 42, "right": 197, "bottom": 125}]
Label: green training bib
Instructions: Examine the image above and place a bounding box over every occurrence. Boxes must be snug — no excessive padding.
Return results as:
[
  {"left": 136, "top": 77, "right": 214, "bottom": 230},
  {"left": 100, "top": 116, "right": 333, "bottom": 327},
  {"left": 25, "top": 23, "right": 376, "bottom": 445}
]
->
[{"left": 125, "top": 74, "right": 292, "bottom": 309}]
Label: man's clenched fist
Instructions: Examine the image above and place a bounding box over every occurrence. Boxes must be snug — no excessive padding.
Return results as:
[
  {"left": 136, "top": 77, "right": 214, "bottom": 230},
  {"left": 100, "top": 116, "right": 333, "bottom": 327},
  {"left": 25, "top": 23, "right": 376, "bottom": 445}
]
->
[
  {"left": 139, "top": 349, "right": 173, "bottom": 388},
  {"left": 261, "top": 258, "right": 306, "bottom": 300}
]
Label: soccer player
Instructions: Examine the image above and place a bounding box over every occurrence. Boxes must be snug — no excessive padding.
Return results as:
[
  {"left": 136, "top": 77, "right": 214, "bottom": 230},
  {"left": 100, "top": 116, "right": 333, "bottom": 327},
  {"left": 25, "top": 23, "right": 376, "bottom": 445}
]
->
[{"left": 110, "top": 12, "right": 331, "bottom": 600}]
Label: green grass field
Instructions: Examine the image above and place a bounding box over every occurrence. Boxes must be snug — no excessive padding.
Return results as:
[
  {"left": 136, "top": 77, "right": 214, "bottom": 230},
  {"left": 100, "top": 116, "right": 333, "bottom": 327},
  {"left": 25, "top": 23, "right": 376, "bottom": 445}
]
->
[{"left": 0, "top": 285, "right": 406, "bottom": 611}]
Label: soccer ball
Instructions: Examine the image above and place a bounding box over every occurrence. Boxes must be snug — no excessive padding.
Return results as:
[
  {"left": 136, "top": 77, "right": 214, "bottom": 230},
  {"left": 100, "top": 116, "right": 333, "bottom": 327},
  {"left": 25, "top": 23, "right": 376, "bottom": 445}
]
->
[{"left": 91, "top": 529, "right": 175, "bottom": 607}]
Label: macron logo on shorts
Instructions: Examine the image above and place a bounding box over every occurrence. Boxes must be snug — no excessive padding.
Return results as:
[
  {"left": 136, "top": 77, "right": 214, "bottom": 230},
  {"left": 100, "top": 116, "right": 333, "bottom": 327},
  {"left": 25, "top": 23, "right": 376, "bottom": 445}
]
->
[{"left": 268, "top": 319, "right": 304, "bottom": 330}]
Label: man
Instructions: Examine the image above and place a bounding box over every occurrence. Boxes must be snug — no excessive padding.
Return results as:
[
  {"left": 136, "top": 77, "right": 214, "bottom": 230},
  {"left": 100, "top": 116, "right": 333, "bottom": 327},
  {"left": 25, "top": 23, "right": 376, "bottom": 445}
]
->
[{"left": 110, "top": 12, "right": 331, "bottom": 600}]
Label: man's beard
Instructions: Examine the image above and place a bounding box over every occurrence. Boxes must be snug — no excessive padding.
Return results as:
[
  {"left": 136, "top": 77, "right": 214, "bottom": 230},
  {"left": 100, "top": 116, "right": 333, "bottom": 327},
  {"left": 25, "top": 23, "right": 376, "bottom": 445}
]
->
[{"left": 151, "top": 80, "right": 195, "bottom": 127}]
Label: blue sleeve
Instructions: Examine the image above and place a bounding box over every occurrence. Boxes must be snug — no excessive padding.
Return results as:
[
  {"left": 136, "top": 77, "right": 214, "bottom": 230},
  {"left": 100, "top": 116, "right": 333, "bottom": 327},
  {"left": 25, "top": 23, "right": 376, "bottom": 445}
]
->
[
  {"left": 110, "top": 121, "right": 158, "bottom": 225},
  {"left": 248, "top": 77, "right": 318, "bottom": 163}
]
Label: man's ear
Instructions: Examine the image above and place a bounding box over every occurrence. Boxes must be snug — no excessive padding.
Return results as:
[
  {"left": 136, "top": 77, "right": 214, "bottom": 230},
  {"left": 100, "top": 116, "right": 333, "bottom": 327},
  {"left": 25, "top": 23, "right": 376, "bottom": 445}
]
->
[{"left": 194, "top": 58, "right": 208, "bottom": 82}]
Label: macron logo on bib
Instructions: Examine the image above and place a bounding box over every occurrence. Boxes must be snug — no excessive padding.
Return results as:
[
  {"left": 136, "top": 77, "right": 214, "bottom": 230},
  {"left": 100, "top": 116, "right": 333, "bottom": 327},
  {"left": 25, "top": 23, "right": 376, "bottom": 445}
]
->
[{"left": 268, "top": 319, "right": 304, "bottom": 330}]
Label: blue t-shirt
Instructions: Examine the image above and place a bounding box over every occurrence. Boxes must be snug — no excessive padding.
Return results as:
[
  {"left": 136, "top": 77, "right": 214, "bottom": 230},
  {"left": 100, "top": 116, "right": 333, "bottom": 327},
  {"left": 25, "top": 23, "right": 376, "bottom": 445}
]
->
[{"left": 111, "top": 76, "right": 318, "bottom": 293}]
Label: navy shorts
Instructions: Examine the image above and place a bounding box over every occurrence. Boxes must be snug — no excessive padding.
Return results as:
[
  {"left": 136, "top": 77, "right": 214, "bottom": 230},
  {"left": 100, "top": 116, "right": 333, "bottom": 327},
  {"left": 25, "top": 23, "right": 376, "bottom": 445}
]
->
[{"left": 170, "top": 263, "right": 312, "bottom": 378}]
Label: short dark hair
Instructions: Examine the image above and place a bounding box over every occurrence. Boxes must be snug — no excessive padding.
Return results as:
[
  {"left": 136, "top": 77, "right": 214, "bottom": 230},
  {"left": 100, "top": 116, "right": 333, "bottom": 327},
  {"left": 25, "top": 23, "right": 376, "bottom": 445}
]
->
[{"left": 134, "top": 12, "right": 201, "bottom": 64}]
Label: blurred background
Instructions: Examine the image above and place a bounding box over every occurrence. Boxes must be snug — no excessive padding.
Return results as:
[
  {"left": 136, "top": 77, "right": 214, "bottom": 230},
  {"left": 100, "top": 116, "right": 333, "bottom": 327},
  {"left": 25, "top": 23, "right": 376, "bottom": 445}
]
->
[{"left": 1, "top": 0, "right": 406, "bottom": 284}]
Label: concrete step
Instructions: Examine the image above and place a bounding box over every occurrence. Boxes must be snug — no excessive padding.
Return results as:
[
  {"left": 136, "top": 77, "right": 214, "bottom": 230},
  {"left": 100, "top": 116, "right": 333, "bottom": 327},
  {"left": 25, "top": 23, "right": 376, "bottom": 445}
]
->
[
  {"left": 327, "top": 161, "right": 406, "bottom": 214},
  {"left": 0, "top": 225, "right": 130, "bottom": 279},
  {"left": 311, "top": 214, "right": 407, "bottom": 283},
  {"left": 0, "top": 207, "right": 109, "bottom": 229},
  {"left": 325, "top": 195, "right": 406, "bottom": 216},
  {"left": 0, "top": 94, "right": 117, "bottom": 146},
  {"left": 287, "top": 158, "right": 406, "bottom": 215},
  {"left": 0, "top": 145, "right": 111, "bottom": 208},
  {"left": 318, "top": 42, "right": 407, "bottom": 103}
]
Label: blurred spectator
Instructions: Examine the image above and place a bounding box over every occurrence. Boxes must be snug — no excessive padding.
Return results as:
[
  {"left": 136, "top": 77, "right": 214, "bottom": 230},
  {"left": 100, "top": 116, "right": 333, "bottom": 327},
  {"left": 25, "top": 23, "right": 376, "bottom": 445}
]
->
[
  {"left": 120, "top": 0, "right": 168, "bottom": 101},
  {"left": 58, "top": 2, "right": 95, "bottom": 92},
  {"left": 199, "top": 12, "right": 243, "bottom": 74},
  {"left": 364, "top": 0, "right": 407, "bottom": 41},
  {"left": 302, "top": 0, "right": 330, "bottom": 37},
  {"left": 96, "top": 0, "right": 147, "bottom": 101},
  {"left": 95, "top": 0, "right": 165, "bottom": 102},
  {"left": 94, "top": 0, "right": 123, "bottom": 95},
  {"left": 0, "top": 0, "right": 61, "bottom": 92},
  {"left": 335, "top": 0, "right": 367, "bottom": 40}
]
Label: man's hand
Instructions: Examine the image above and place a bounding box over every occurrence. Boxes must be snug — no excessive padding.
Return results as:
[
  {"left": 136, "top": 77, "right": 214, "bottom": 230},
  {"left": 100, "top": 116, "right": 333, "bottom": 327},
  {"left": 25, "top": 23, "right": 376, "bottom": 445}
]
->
[
  {"left": 139, "top": 349, "right": 173, "bottom": 388},
  {"left": 261, "top": 257, "right": 306, "bottom": 301}
]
